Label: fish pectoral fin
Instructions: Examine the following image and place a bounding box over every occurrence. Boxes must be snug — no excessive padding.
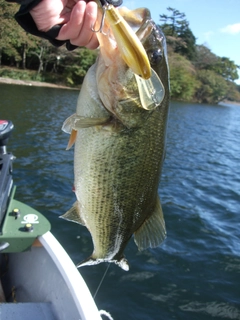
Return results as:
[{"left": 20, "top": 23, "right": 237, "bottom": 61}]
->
[
  {"left": 62, "top": 113, "right": 76, "bottom": 134},
  {"left": 62, "top": 114, "right": 110, "bottom": 149},
  {"left": 134, "top": 196, "right": 166, "bottom": 251},
  {"left": 60, "top": 201, "right": 86, "bottom": 226},
  {"left": 62, "top": 113, "right": 110, "bottom": 132},
  {"left": 72, "top": 116, "right": 110, "bottom": 129}
]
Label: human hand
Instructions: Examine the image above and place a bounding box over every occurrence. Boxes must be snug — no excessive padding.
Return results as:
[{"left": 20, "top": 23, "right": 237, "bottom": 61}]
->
[{"left": 30, "top": 0, "right": 99, "bottom": 49}]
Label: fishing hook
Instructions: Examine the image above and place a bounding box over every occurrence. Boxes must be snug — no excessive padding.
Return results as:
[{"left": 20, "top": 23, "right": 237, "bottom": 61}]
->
[{"left": 91, "top": 5, "right": 107, "bottom": 34}]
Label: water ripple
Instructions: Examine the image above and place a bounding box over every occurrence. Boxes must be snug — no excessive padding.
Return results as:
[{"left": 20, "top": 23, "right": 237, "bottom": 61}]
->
[
  {"left": 1, "top": 86, "right": 240, "bottom": 320},
  {"left": 179, "top": 301, "right": 240, "bottom": 319}
]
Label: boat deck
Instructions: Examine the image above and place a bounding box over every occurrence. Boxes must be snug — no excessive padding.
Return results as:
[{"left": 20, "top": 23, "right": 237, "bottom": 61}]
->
[
  {"left": 0, "top": 232, "right": 102, "bottom": 320},
  {"left": 1, "top": 302, "right": 56, "bottom": 320}
]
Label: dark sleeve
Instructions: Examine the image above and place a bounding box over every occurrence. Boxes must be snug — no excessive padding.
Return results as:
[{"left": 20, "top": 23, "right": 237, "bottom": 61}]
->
[
  {"left": 6, "top": 0, "right": 38, "bottom": 4},
  {"left": 6, "top": 0, "right": 77, "bottom": 50}
]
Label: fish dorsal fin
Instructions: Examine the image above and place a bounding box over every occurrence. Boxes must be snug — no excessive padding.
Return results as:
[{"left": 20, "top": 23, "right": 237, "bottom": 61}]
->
[
  {"left": 135, "top": 68, "right": 165, "bottom": 110},
  {"left": 134, "top": 196, "right": 166, "bottom": 251},
  {"left": 60, "top": 201, "right": 86, "bottom": 226}
]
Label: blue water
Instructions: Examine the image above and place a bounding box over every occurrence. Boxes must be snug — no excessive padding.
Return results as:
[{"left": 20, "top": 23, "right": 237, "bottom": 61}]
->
[{"left": 1, "top": 84, "right": 240, "bottom": 319}]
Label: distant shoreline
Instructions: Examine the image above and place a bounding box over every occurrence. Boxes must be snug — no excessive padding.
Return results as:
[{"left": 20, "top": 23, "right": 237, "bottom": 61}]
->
[
  {"left": 0, "top": 77, "right": 78, "bottom": 90},
  {"left": 219, "top": 100, "right": 240, "bottom": 107},
  {"left": 1, "top": 76, "right": 240, "bottom": 106}
]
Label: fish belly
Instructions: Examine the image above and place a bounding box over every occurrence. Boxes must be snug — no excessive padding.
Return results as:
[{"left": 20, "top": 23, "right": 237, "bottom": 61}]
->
[{"left": 74, "top": 111, "right": 164, "bottom": 263}]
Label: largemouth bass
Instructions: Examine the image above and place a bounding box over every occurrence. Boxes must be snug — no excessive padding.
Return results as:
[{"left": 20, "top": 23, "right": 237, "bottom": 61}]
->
[{"left": 61, "top": 7, "right": 170, "bottom": 271}]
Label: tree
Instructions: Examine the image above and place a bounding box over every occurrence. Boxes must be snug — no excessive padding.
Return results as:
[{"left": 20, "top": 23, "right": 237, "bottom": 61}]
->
[
  {"left": 63, "top": 48, "right": 97, "bottom": 86},
  {"left": 0, "top": 1, "right": 19, "bottom": 66},
  {"left": 194, "top": 45, "right": 218, "bottom": 70},
  {"left": 194, "top": 46, "right": 239, "bottom": 82},
  {"left": 160, "top": 7, "right": 186, "bottom": 37},
  {"left": 0, "top": 1, "right": 239, "bottom": 102},
  {"left": 177, "top": 27, "right": 196, "bottom": 60},
  {"left": 211, "top": 57, "right": 239, "bottom": 82},
  {"left": 195, "top": 70, "right": 228, "bottom": 103},
  {"left": 159, "top": 7, "right": 196, "bottom": 60},
  {"left": 225, "top": 81, "right": 240, "bottom": 102},
  {"left": 168, "top": 52, "right": 199, "bottom": 101},
  {"left": 0, "top": 1, "right": 39, "bottom": 68}
]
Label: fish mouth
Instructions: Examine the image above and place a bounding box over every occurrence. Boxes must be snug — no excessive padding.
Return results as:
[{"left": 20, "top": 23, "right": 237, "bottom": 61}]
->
[{"left": 95, "top": 7, "right": 166, "bottom": 125}]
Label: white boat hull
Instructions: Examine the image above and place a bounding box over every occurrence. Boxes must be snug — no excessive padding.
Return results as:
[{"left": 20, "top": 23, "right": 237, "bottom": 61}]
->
[{"left": 0, "top": 231, "right": 102, "bottom": 320}]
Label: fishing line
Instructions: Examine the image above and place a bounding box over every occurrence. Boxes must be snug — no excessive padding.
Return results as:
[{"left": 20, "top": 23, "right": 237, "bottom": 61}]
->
[{"left": 93, "top": 264, "right": 111, "bottom": 300}]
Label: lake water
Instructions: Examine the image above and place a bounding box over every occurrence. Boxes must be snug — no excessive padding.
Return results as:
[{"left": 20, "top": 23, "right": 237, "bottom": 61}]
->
[{"left": 1, "top": 83, "right": 240, "bottom": 320}]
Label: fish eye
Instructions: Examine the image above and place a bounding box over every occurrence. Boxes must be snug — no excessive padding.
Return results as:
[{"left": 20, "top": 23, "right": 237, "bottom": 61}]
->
[{"left": 148, "top": 49, "right": 163, "bottom": 65}]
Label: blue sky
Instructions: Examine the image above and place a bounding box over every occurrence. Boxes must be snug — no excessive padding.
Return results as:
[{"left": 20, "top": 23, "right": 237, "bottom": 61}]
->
[{"left": 123, "top": 0, "right": 240, "bottom": 84}]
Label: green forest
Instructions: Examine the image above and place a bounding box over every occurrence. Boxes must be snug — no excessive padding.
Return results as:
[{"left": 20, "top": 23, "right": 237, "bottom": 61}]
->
[{"left": 1, "top": 2, "right": 240, "bottom": 104}]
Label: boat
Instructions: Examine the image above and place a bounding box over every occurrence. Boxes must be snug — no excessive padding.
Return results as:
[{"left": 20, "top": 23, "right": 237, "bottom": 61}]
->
[{"left": 0, "top": 120, "right": 109, "bottom": 320}]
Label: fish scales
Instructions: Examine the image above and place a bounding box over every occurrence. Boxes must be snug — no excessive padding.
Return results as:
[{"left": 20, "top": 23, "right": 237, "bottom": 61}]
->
[
  {"left": 75, "top": 119, "right": 163, "bottom": 259},
  {"left": 61, "top": 7, "right": 170, "bottom": 270}
]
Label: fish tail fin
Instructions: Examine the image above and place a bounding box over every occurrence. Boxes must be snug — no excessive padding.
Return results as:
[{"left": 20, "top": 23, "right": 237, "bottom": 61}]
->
[
  {"left": 77, "top": 256, "right": 129, "bottom": 271},
  {"left": 114, "top": 257, "right": 129, "bottom": 271},
  {"left": 134, "top": 196, "right": 166, "bottom": 251},
  {"left": 76, "top": 256, "right": 100, "bottom": 268},
  {"left": 60, "top": 201, "right": 85, "bottom": 226}
]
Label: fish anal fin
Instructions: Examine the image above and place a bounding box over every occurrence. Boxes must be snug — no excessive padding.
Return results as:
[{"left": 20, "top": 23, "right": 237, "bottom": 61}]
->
[
  {"left": 134, "top": 196, "right": 166, "bottom": 251},
  {"left": 60, "top": 201, "right": 85, "bottom": 226}
]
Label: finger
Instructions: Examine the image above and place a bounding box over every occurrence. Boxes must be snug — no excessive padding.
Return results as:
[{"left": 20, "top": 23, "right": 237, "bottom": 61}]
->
[
  {"left": 69, "top": 2, "right": 98, "bottom": 47},
  {"left": 57, "top": 1, "right": 86, "bottom": 40},
  {"left": 85, "top": 34, "right": 99, "bottom": 49}
]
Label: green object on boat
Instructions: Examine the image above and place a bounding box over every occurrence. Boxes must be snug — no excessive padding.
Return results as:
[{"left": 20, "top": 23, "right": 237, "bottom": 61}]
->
[{"left": 0, "top": 186, "right": 51, "bottom": 253}]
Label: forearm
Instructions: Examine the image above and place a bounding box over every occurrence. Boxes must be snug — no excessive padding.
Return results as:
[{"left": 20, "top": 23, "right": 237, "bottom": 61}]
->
[
  {"left": 6, "top": 0, "right": 38, "bottom": 4},
  {"left": 6, "top": 0, "right": 99, "bottom": 50},
  {"left": 6, "top": 0, "right": 72, "bottom": 49}
]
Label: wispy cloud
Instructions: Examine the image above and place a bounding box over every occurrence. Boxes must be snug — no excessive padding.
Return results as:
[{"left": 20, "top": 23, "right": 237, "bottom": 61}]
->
[
  {"left": 203, "top": 31, "right": 214, "bottom": 41},
  {"left": 220, "top": 23, "right": 240, "bottom": 35},
  {"left": 122, "top": 1, "right": 137, "bottom": 9}
]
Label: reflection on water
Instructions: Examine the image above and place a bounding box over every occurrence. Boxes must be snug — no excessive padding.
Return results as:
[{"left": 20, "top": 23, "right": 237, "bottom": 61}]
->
[
  {"left": 180, "top": 301, "right": 240, "bottom": 319},
  {"left": 1, "top": 84, "right": 240, "bottom": 320}
]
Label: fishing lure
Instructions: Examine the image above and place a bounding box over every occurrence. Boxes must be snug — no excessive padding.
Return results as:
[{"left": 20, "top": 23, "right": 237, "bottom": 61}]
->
[{"left": 94, "top": 0, "right": 152, "bottom": 79}]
